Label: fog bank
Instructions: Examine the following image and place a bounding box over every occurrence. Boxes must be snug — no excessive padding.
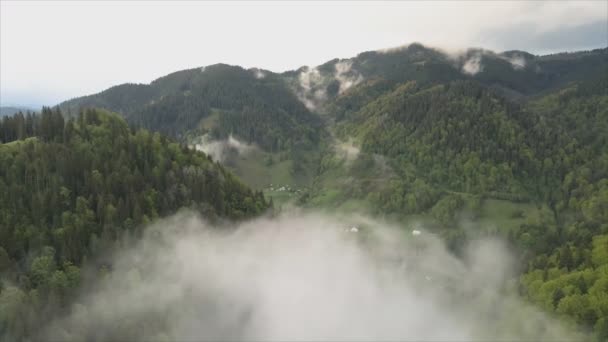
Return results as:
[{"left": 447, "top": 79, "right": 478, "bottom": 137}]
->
[
  {"left": 43, "top": 212, "right": 578, "bottom": 341},
  {"left": 192, "top": 134, "right": 255, "bottom": 162}
]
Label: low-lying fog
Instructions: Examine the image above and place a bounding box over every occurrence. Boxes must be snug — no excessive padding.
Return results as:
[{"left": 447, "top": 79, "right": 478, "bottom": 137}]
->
[
  {"left": 44, "top": 211, "right": 578, "bottom": 341},
  {"left": 192, "top": 134, "right": 255, "bottom": 162}
]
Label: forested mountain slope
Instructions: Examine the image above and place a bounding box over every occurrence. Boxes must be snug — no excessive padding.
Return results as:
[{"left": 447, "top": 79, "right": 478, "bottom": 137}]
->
[
  {"left": 285, "top": 44, "right": 607, "bottom": 114},
  {"left": 310, "top": 74, "right": 608, "bottom": 340},
  {"left": 58, "top": 45, "right": 606, "bottom": 154},
  {"left": 0, "top": 108, "right": 269, "bottom": 340},
  {"left": 60, "top": 65, "right": 322, "bottom": 152},
  {"left": 51, "top": 44, "right": 608, "bottom": 339}
]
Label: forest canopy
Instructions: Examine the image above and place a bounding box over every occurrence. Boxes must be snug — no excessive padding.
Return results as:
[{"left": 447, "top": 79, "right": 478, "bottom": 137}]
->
[{"left": 0, "top": 108, "right": 269, "bottom": 340}]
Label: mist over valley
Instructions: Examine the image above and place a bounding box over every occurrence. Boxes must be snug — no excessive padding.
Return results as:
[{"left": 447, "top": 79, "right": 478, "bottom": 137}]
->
[{"left": 1, "top": 1, "right": 607, "bottom": 341}]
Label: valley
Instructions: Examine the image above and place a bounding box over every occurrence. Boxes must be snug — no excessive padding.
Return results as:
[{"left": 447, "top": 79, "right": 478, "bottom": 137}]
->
[{"left": 1, "top": 42, "right": 607, "bottom": 340}]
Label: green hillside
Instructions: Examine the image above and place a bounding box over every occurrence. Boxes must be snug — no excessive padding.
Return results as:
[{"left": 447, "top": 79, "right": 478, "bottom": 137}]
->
[
  {"left": 0, "top": 108, "right": 269, "bottom": 341},
  {"left": 60, "top": 64, "right": 322, "bottom": 152},
  {"left": 49, "top": 44, "right": 608, "bottom": 339},
  {"left": 312, "top": 74, "right": 608, "bottom": 340}
]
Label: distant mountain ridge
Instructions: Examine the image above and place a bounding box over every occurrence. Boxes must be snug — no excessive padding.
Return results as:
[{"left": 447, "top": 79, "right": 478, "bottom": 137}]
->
[
  {"left": 0, "top": 106, "right": 38, "bottom": 117},
  {"left": 61, "top": 64, "right": 321, "bottom": 152},
  {"left": 58, "top": 44, "right": 607, "bottom": 147}
]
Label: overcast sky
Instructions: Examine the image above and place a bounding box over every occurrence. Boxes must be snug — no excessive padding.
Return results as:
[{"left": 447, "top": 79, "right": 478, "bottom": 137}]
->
[{"left": 1, "top": 1, "right": 606, "bottom": 107}]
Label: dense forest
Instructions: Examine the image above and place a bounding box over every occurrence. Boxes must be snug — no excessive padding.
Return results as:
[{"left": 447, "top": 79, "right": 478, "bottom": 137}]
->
[
  {"left": 59, "top": 45, "right": 606, "bottom": 155},
  {"left": 324, "top": 73, "right": 608, "bottom": 340},
  {"left": 12, "top": 43, "right": 608, "bottom": 340},
  {"left": 61, "top": 65, "right": 322, "bottom": 153},
  {"left": 0, "top": 108, "right": 269, "bottom": 340}
]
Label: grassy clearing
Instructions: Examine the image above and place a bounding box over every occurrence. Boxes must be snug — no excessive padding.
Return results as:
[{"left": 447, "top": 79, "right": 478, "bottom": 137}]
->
[
  {"left": 199, "top": 110, "right": 221, "bottom": 131},
  {"left": 477, "top": 199, "right": 541, "bottom": 233},
  {"left": 220, "top": 147, "right": 317, "bottom": 209},
  {"left": 225, "top": 149, "right": 294, "bottom": 189}
]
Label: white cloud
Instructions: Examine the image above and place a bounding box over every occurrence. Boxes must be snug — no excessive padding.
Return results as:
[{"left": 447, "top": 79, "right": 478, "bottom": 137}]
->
[
  {"left": 251, "top": 68, "right": 266, "bottom": 79},
  {"left": 505, "top": 55, "right": 526, "bottom": 70},
  {"left": 462, "top": 53, "right": 483, "bottom": 75},
  {"left": 192, "top": 134, "right": 255, "bottom": 162},
  {"left": 334, "top": 60, "right": 363, "bottom": 94},
  {"left": 335, "top": 139, "right": 361, "bottom": 162},
  {"left": 299, "top": 67, "right": 322, "bottom": 92},
  {"left": 293, "top": 61, "right": 365, "bottom": 110},
  {"left": 295, "top": 67, "right": 326, "bottom": 110},
  {"left": 41, "top": 211, "right": 581, "bottom": 341}
]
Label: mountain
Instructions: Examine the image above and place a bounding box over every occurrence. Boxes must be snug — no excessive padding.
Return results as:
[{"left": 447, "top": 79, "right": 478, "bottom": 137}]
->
[
  {"left": 0, "top": 106, "right": 37, "bottom": 117},
  {"left": 317, "top": 70, "right": 608, "bottom": 340},
  {"left": 54, "top": 44, "right": 608, "bottom": 217},
  {"left": 0, "top": 108, "right": 269, "bottom": 341},
  {"left": 52, "top": 43, "right": 608, "bottom": 340},
  {"left": 58, "top": 44, "right": 607, "bottom": 145},
  {"left": 283, "top": 44, "right": 607, "bottom": 111},
  {"left": 60, "top": 64, "right": 322, "bottom": 151},
  {"left": 56, "top": 44, "right": 607, "bottom": 191}
]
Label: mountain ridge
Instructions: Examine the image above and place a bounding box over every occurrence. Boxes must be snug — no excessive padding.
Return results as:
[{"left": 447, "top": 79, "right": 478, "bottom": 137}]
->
[
  {"left": 3, "top": 42, "right": 608, "bottom": 340},
  {"left": 58, "top": 44, "right": 608, "bottom": 112}
]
